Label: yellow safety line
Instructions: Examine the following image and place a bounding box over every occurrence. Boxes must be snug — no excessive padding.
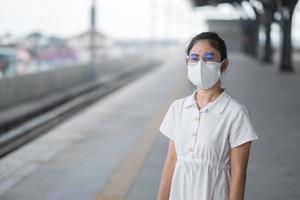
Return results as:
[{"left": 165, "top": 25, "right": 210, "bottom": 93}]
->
[{"left": 94, "top": 71, "right": 187, "bottom": 200}]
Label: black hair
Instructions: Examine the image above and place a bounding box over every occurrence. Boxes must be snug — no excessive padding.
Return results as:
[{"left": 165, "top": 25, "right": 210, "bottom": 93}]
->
[{"left": 186, "top": 32, "right": 227, "bottom": 61}]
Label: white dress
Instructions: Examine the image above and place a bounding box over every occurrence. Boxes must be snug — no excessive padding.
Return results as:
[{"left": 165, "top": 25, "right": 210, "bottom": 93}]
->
[{"left": 159, "top": 88, "right": 258, "bottom": 200}]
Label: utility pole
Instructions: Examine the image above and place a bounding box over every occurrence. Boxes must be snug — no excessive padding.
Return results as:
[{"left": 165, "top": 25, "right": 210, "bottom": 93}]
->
[
  {"left": 150, "top": 0, "right": 157, "bottom": 59},
  {"left": 90, "top": 0, "right": 97, "bottom": 80}
]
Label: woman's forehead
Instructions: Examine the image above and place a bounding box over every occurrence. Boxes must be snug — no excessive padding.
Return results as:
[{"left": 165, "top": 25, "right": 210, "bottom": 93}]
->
[{"left": 190, "top": 40, "right": 220, "bottom": 56}]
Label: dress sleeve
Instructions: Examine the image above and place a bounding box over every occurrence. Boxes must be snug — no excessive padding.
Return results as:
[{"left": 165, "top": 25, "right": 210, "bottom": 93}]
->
[
  {"left": 229, "top": 106, "right": 259, "bottom": 148},
  {"left": 159, "top": 101, "right": 176, "bottom": 141}
]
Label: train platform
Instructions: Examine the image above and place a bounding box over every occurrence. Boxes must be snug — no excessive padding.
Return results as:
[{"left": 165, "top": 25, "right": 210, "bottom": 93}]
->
[{"left": 1, "top": 48, "right": 300, "bottom": 200}]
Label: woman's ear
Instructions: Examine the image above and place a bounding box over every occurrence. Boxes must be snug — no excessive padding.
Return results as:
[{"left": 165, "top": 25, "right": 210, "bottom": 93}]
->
[{"left": 221, "top": 59, "right": 228, "bottom": 73}]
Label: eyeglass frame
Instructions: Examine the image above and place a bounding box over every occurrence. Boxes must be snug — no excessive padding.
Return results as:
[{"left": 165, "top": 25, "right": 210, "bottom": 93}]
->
[{"left": 186, "top": 52, "right": 222, "bottom": 66}]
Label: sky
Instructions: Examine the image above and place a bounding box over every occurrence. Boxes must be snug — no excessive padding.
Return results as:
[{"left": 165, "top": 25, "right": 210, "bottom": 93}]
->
[
  {"left": 0, "top": 0, "right": 241, "bottom": 40},
  {"left": 0, "top": 0, "right": 299, "bottom": 42}
]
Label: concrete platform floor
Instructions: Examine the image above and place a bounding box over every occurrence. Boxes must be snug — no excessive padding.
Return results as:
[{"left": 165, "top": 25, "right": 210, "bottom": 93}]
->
[{"left": 1, "top": 48, "right": 300, "bottom": 200}]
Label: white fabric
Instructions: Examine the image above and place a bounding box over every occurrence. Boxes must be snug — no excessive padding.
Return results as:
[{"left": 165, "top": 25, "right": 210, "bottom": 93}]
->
[{"left": 159, "top": 88, "right": 258, "bottom": 200}]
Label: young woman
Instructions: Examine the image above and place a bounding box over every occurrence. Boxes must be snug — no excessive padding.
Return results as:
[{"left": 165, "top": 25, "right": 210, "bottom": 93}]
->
[{"left": 157, "top": 32, "right": 258, "bottom": 200}]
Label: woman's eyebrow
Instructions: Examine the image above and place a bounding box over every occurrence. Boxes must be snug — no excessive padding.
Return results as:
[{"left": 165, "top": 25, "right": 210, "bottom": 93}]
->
[{"left": 190, "top": 53, "right": 199, "bottom": 57}]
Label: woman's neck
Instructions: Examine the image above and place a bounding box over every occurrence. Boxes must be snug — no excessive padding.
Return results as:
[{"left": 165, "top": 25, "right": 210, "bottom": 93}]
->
[{"left": 195, "top": 82, "right": 224, "bottom": 107}]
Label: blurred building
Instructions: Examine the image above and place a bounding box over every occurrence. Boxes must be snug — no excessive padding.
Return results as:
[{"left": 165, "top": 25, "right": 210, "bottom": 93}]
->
[
  {"left": 67, "top": 30, "right": 112, "bottom": 62},
  {"left": 206, "top": 19, "right": 243, "bottom": 52}
]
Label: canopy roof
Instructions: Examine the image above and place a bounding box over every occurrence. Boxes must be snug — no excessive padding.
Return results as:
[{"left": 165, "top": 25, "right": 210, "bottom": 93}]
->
[{"left": 190, "top": 0, "right": 292, "bottom": 7}]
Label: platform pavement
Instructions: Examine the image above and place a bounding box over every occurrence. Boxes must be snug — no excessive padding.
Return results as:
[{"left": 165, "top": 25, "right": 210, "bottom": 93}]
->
[
  {"left": 0, "top": 48, "right": 300, "bottom": 199},
  {"left": 0, "top": 46, "right": 188, "bottom": 199}
]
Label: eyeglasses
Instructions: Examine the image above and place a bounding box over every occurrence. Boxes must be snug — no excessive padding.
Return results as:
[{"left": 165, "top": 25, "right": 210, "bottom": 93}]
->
[{"left": 186, "top": 52, "right": 221, "bottom": 66}]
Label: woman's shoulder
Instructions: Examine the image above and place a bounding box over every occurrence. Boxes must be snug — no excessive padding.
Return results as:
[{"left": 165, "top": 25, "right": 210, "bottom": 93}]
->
[
  {"left": 225, "top": 93, "right": 249, "bottom": 114},
  {"left": 167, "top": 94, "right": 190, "bottom": 111},
  {"left": 168, "top": 97, "right": 185, "bottom": 109}
]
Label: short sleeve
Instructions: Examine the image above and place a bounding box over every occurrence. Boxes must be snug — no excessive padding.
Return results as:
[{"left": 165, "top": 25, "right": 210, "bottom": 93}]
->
[
  {"left": 229, "top": 106, "right": 259, "bottom": 148},
  {"left": 159, "top": 101, "right": 176, "bottom": 141}
]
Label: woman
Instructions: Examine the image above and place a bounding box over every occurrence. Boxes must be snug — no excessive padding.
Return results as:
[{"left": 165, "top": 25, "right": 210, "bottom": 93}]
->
[{"left": 156, "top": 32, "right": 258, "bottom": 200}]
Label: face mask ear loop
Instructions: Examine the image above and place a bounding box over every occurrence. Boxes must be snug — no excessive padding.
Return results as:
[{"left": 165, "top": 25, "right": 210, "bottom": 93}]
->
[
  {"left": 200, "top": 58, "right": 204, "bottom": 84},
  {"left": 219, "top": 59, "right": 225, "bottom": 76},
  {"left": 217, "top": 60, "right": 224, "bottom": 88}
]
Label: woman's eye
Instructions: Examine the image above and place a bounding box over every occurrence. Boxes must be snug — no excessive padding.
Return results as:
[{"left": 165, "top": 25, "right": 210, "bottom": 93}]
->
[
  {"left": 190, "top": 54, "right": 199, "bottom": 59},
  {"left": 203, "top": 55, "right": 215, "bottom": 62},
  {"left": 191, "top": 57, "right": 199, "bottom": 61},
  {"left": 203, "top": 52, "right": 218, "bottom": 62}
]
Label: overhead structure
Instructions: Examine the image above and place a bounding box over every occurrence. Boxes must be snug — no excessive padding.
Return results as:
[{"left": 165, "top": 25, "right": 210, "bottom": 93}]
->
[{"left": 189, "top": 0, "right": 299, "bottom": 72}]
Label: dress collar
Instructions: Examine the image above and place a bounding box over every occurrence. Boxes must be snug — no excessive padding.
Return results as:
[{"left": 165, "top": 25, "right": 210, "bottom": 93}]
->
[{"left": 183, "top": 88, "right": 231, "bottom": 114}]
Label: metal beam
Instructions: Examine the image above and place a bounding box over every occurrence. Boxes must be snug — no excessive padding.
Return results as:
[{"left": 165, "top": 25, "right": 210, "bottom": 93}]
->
[{"left": 190, "top": 0, "right": 241, "bottom": 7}]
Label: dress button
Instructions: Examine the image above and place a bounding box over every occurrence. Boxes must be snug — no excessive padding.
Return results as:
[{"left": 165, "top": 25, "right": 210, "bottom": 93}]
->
[
  {"left": 189, "top": 147, "right": 194, "bottom": 152},
  {"left": 195, "top": 117, "right": 200, "bottom": 121},
  {"left": 192, "top": 132, "right": 196, "bottom": 136}
]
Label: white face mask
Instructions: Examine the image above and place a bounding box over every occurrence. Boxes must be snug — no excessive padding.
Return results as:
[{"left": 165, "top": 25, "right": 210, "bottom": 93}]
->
[{"left": 187, "top": 59, "right": 223, "bottom": 89}]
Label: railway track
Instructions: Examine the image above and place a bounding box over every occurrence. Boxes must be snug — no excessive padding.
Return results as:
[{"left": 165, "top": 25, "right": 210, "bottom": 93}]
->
[{"left": 0, "top": 59, "right": 161, "bottom": 158}]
